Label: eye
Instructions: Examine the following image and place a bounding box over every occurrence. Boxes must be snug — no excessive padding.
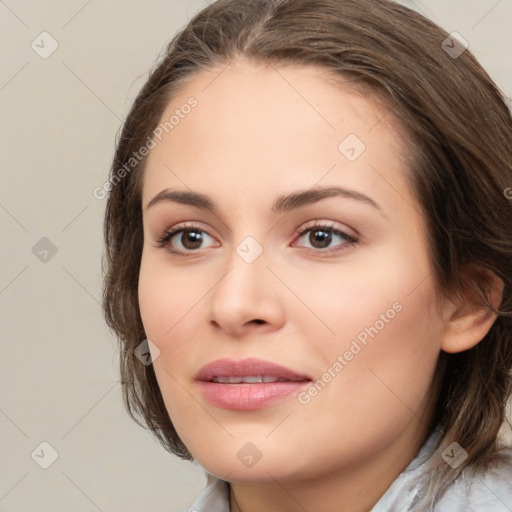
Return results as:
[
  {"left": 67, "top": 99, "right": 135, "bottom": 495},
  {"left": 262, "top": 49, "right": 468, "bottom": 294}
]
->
[
  {"left": 293, "top": 222, "right": 358, "bottom": 254},
  {"left": 155, "top": 221, "right": 358, "bottom": 257},
  {"left": 156, "top": 223, "right": 218, "bottom": 255}
]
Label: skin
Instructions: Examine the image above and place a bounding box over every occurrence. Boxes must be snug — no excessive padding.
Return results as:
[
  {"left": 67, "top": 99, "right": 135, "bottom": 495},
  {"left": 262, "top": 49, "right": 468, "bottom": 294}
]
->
[{"left": 137, "top": 60, "right": 500, "bottom": 512}]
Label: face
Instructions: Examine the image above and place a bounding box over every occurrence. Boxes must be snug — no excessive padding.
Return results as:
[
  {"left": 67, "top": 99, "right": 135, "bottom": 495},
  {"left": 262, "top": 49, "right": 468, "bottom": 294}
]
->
[{"left": 138, "top": 60, "right": 446, "bottom": 483}]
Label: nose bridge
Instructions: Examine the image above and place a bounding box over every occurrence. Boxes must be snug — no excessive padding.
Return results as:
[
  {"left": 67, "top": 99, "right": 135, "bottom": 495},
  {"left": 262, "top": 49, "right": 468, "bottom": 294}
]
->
[
  {"left": 212, "top": 238, "right": 267, "bottom": 311},
  {"left": 207, "top": 233, "right": 284, "bottom": 333}
]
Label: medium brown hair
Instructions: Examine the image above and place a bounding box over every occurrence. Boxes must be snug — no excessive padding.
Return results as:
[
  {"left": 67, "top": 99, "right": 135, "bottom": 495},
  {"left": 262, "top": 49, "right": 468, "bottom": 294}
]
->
[{"left": 102, "top": 0, "right": 512, "bottom": 506}]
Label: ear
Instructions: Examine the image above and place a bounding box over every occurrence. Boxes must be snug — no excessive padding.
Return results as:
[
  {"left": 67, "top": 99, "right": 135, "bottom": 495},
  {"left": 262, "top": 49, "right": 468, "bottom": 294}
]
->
[{"left": 441, "top": 266, "right": 504, "bottom": 354}]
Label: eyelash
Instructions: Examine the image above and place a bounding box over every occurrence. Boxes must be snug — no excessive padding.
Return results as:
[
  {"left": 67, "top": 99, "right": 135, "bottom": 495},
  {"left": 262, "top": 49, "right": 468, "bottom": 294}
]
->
[{"left": 155, "top": 221, "right": 358, "bottom": 257}]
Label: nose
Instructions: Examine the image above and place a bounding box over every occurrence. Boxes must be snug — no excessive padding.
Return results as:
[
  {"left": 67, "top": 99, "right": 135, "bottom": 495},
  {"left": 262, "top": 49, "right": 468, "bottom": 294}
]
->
[{"left": 207, "top": 249, "right": 286, "bottom": 337}]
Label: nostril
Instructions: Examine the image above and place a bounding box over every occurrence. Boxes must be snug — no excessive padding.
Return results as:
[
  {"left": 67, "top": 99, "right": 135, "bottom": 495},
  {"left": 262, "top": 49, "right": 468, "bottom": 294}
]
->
[{"left": 251, "top": 319, "right": 265, "bottom": 325}]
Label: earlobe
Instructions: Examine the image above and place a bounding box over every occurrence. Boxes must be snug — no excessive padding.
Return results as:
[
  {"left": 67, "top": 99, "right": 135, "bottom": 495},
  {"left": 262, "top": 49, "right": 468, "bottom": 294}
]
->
[{"left": 441, "top": 267, "right": 504, "bottom": 354}]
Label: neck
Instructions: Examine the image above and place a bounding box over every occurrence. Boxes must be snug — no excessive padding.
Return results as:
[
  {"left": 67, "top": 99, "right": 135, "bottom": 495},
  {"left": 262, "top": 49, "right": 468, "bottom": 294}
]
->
[{"left": 228, "top": 419, "right": 431, "bottom": 512}]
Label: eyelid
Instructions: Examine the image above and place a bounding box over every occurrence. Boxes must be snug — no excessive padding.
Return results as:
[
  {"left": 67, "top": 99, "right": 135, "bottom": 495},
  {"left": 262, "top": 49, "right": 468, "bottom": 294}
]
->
[{"left": 293, "top": 219, "right": 357, "bottom": 240}]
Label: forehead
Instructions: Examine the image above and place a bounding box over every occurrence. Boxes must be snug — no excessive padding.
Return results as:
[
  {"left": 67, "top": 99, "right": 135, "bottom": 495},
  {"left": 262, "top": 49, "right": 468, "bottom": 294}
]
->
[{"left": 141, "top": 60, "right": 414, "bottom": 215}]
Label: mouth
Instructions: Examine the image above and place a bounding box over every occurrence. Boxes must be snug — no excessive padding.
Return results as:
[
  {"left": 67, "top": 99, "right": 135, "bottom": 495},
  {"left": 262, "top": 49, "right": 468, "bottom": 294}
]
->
[
  {"left": 196, "top": 358, "right": 312, "bottom": 410},
  {"left": 197, "top": 357, "right": 312, "bottom": 383}
]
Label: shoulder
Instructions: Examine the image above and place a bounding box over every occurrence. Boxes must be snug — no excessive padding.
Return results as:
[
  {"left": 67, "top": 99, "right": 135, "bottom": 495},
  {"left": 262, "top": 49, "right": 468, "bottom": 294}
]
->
[
  {"left": 435, "top": 448, "right": 512, "bottom": 512},
  {"left": 372, "top": 432, "right": 512, "bottom": 512},
  {"left": 184, "top": 472, "right": 230, "bottom": 512}
]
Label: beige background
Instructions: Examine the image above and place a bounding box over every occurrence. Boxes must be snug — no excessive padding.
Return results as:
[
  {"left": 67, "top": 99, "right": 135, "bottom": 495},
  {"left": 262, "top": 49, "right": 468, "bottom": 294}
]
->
[{"left": 0, "top": 1, "right": 510, "bottom": 511}]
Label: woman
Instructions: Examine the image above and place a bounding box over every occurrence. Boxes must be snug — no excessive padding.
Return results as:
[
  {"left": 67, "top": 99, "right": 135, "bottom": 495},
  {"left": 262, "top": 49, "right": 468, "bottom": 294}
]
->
[{"left": 102, "top": 0, "right": 512, "bottom": 510}]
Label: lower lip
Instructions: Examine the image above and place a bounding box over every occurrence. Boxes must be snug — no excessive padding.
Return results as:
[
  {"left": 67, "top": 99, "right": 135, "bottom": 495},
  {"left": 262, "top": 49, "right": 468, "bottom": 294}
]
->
[{"left": 198, "top": 381, "right": 310, "bottom": 410}]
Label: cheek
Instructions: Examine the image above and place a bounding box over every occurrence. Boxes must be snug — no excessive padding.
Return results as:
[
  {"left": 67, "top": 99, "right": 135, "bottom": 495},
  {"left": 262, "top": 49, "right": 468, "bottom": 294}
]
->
[
  {"left": 138, "top": 258, "right": 204, "bottom": 437},
  {"left": 284, "top": 246, "right": 435, "bottom": 355},
  {"left": 138, "top": 255, "right": 207, "bottom": 349},
  {"left": 294, "top": 244, "right": 443, "bottom": 414},
  {"left": 307, "top": 267, "right": 443, "bottom": 430},
  {"left": 138, "top": 254, "right": 215, "bottom": 396}
]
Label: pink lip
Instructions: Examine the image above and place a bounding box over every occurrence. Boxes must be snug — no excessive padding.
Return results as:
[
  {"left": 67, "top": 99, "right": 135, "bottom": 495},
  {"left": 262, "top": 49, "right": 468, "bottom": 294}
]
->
[{"left": 196, "top": 358, "right": 312, "bottom": 411}]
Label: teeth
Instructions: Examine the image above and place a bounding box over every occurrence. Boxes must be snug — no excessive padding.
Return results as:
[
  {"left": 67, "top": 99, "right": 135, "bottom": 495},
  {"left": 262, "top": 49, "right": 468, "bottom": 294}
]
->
[
  {"left": 214, "top": 377, "right": 244, "bottom": 384},
  {"left": 212, "top": 376, "right": 282, "bottom": 384},
  {"left": 243, "top": 376, "right": 264, "bottom": 383}
]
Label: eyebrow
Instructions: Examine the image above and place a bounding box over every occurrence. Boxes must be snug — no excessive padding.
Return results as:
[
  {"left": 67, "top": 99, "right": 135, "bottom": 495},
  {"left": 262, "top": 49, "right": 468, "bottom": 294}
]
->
[{"left": 144, "top": 186, "right": 382, "bottom": 214}]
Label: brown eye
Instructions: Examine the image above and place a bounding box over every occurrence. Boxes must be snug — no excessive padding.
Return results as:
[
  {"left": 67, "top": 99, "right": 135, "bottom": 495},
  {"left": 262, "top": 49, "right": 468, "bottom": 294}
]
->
[
  {"left": 294, "top": 223, "right": 357, "bottom": 253},
  {"left": 307, "top": 229, "right": 333, "bottom": 249},
  {"left": 157, "top": 225, "right": 218, "bottom": 254},
  {"left": 179, "top": 230, "right": 204, "bottom": 250}
]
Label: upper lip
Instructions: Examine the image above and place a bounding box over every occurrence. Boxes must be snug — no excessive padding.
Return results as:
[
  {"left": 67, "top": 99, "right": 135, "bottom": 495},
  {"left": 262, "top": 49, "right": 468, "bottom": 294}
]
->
[{"left": 196, "top": 358, "right": 312, "bottom": 382}]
